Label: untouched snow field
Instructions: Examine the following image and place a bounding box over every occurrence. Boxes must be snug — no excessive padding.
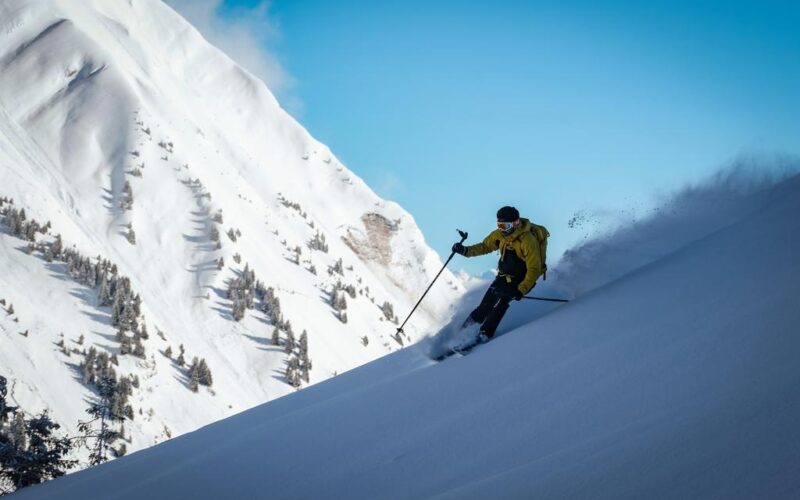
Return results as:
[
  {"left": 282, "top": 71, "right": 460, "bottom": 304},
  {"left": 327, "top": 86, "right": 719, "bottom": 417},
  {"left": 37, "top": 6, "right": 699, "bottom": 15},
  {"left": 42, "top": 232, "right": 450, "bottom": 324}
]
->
[{"left": 16, "top": 170, "right": 800, "bottom": 499}]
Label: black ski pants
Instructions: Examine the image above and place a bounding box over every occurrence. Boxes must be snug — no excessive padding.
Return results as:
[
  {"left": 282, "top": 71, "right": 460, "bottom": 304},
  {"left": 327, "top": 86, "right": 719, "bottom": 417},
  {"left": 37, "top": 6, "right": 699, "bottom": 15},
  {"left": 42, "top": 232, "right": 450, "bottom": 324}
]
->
[{"left": 469, "top": 275, "right": 520, "bottom": 337}]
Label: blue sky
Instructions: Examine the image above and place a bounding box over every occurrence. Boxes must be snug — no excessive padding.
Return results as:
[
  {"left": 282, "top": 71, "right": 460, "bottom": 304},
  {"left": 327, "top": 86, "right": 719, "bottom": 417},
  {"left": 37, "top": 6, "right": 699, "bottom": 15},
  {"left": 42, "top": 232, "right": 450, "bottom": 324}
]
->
[{"left": 181, "top": 0, "right": 800, "bottom": 276}]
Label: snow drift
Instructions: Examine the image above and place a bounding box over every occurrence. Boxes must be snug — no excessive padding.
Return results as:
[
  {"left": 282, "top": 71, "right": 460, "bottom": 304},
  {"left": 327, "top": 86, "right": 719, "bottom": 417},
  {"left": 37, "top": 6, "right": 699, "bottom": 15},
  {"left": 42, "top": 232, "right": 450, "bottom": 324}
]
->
[{"left": 16, "top": 166, "right": 800, "bottom": 499}]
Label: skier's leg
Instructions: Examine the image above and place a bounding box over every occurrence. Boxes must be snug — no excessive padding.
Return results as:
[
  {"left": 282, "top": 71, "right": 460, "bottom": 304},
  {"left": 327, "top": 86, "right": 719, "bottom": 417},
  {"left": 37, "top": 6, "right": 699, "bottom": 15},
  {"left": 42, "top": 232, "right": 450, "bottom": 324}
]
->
[
  {"left": 467, "top": 277, "right": 504, "bottom": 324},
  {"left": 480, "top": 295, "right": 512, "bottom": 338}
]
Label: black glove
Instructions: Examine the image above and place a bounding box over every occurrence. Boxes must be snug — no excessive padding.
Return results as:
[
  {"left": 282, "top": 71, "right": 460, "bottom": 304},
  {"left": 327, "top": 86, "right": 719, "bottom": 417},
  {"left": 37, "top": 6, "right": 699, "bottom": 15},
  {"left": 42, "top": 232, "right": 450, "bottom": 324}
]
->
[
  {"left": 452, "top": 242, "right": 466, "bottom": 255},
  {"left": 513, "top": 289, "right": 524, "bottom": 301}
]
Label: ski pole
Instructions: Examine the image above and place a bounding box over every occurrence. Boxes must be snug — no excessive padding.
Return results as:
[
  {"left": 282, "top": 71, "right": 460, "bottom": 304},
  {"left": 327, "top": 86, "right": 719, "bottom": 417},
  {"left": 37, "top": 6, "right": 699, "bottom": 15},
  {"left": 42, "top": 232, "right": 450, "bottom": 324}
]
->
[
  {"left": 522, "top": 296, "right": 569, "bottom": 303},
  {"left": 396, "top": 229, "right": 468, "bottom": 335}
]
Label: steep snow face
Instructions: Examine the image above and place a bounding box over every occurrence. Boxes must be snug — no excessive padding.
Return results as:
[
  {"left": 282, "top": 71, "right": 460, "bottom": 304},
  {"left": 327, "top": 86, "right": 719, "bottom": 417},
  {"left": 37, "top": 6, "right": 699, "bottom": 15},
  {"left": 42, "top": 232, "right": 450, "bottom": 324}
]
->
[
  {"left": 0, "top": 0, "right": 462, "bottom": 463},
  {"left": 17, "top": 171, "right": 800, "bottom": 499}
]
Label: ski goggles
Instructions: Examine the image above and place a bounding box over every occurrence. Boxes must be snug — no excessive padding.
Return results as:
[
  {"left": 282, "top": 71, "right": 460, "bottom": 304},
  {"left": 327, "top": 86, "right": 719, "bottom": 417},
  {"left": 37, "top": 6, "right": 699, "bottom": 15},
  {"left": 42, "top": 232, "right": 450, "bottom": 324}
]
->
[{"left": 497, "top": 220, "right": 519, "bottom": 231}]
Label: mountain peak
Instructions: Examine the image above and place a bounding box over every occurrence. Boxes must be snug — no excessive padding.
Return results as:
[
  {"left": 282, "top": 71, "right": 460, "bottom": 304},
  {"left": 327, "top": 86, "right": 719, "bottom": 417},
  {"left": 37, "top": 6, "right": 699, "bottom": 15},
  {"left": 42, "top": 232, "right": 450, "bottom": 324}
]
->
[{"left": 0, "top": 0, "right": 463, "bottom": 472}]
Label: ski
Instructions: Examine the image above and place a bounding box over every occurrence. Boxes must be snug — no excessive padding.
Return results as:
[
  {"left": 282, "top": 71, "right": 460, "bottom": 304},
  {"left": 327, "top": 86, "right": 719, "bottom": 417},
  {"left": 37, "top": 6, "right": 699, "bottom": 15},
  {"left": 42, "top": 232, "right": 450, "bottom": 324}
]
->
[{"left": 433, "top": 335, "right": 486, "bottom": 361}]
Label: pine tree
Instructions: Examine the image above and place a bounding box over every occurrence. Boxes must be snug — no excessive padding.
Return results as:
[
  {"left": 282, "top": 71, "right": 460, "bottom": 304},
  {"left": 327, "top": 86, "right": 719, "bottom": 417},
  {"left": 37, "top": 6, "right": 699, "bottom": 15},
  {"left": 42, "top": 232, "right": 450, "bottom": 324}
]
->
[
  {"left": 232, "top": 299, "right": 245, "bottom": 321},
  {"left": 284, "top": 330, "right": 295, "bottom": 354},
  {"left": 299, "top": 331, "right": 308, "bottom": 356},
  {"left": 133, "top": 294, "right": 142, "bottom": 318},
  {"left": 10, "top": 412, "right": 27, "bottom": 449},
  {"left": 197, "top": 359, "right": 213, "bottom": 387},
  {"left": 331, "top": 291, "right": 348, "bottom": 312},
  {"left": 98, "top": 274, "right": 112, "bottom": 306},
  {"left": 307, "top": 231, "right": 328, "bottom": 253},
  {"left": 271, "top": 327, "right": 280, "bottom": 346},
  {"left": 121, "top": 181, "right": 134, "bottom": 210},
  {"left": 381, "top": 301, "right": 395, "bottom": 321},
  {"left": 176, "top": 344, "right": 185, "bottom": 367},
  {"left": 1, "top": 376, "right": 16, "bottom": 422},
  {"left": 78, "top": 375, "right": 126, "bottom": 466},
  {"left": 132, "top": 335, "right": 145, "bottom": 358},
  {"left": 164, "top": 345, "right": 173, "bottom": 359},
  {"left": 139, "top": 321, "right": 149, "bottom": 340},
  {"left": 0, "top": 407, "right": 76, "bottom": 492},
  {"left": 126, "top": 224, "right": 136, "bottom": 245},
  {"left": 284, "top": 359, "right": 301, "bottom": 388},
  {"left": 119, "top": 333, "right": 133, "bottom": 355},
  {"left": 331, "top": 258, "right": 344, "bottom": 276},
  {"left": 111, "top": 296, "right": 121, "bottom": 326},
  {"left": 188, "top": 358, "right": 200, "bottom": 392}
]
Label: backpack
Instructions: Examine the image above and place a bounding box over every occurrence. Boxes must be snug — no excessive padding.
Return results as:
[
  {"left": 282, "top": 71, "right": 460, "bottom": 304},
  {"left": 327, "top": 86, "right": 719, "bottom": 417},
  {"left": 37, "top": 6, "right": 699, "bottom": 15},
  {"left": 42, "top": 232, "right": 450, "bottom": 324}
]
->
[{"left": 530, "top": 223, "right": 549, "bottom": 280}]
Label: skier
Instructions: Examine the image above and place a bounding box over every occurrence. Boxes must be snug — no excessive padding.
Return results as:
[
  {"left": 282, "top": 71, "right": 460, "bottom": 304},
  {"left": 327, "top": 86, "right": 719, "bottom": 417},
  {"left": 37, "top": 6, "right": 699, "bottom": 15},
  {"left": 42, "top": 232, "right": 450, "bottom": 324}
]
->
[{"left": 452, "top": 206, "right": 547, "bottom": 342}]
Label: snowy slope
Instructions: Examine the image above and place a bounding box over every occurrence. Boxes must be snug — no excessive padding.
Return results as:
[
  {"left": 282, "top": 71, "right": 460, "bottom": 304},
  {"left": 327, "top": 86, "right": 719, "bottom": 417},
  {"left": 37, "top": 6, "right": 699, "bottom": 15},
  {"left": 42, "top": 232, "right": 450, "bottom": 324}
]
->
[
  {"left": 0, "top": 0, "right": 462, "bottom": 464},
  {"left": 16, "top": 171, "right": 800, "bottom": 499}
]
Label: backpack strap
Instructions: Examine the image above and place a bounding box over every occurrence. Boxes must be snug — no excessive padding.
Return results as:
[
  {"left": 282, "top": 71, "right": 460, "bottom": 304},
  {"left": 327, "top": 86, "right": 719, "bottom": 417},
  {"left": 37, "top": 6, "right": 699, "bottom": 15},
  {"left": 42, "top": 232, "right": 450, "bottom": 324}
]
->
[{"left": 530, "top": 224, "right": 549, "bottom": 281}]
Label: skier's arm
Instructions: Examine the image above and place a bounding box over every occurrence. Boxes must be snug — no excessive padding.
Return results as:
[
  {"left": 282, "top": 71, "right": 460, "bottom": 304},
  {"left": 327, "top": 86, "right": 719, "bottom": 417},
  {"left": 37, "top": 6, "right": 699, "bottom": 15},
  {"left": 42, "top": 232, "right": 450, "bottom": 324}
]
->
[
  {"left": 464, "top": 231, "right": 501, "bottom": 257},
  {"left": 517, "top": 235, "right": 543, "bottom": 295}
]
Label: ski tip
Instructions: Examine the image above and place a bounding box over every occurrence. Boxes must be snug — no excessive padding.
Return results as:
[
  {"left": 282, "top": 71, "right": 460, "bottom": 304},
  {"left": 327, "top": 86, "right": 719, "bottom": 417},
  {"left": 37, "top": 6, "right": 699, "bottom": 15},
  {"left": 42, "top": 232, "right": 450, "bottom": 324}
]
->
[{"left": 432, "top": 351, "right": 462, "bottom": 362}]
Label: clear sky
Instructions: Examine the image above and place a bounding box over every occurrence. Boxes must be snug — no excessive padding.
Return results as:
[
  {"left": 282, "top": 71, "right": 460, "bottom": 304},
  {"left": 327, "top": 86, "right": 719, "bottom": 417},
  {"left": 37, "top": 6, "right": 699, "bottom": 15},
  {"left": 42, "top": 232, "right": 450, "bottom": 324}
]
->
[{"left": 208, "top": 0, "right": 800, "bottom": 276}]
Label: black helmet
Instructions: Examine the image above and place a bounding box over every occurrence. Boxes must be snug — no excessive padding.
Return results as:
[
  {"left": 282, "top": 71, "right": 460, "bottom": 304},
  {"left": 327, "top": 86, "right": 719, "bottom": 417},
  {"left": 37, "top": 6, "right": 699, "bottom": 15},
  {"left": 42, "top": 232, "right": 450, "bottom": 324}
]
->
[{"left": 496, "top": 206, "right": 519, "bottom": 222}]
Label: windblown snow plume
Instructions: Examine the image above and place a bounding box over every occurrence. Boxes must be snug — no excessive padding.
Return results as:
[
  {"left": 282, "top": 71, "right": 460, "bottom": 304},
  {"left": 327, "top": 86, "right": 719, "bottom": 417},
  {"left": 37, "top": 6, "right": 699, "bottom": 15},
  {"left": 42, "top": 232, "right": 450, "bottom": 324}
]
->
[
  {"left": 554, "top": 157, "right": 800, "bottom": 297},
  {"left": 425, "top": 156, "right": 800, "bottom": 357}
]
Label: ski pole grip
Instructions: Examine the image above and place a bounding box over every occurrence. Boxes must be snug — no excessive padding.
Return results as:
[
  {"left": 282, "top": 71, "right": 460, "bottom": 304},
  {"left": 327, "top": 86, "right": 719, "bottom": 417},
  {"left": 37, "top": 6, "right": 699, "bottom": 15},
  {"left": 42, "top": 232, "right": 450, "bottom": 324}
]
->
[{"left": 457, "top": 229, "right": 468, "bottom": 243}]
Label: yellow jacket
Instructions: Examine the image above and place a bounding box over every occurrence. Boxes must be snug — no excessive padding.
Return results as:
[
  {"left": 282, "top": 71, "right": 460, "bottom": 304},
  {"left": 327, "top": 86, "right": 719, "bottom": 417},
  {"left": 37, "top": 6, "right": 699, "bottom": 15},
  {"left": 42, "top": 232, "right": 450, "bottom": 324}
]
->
[{"left": 464, "top": 218, "right": 543, "bottom": 295}]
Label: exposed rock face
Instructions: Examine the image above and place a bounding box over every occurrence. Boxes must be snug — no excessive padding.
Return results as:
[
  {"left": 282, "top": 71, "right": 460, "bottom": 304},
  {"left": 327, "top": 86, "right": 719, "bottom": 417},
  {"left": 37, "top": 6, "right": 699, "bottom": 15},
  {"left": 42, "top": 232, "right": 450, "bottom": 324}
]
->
[{"left": 342, "top": 213, "right": 399, "bottom": 267}]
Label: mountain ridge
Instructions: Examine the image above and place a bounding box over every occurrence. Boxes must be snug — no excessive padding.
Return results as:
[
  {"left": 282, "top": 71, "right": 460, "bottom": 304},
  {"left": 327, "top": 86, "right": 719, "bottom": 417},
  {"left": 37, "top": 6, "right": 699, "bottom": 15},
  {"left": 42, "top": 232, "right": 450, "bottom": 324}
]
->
[{"left": 0, "top": 0, "right": 463, "bottom": 473}]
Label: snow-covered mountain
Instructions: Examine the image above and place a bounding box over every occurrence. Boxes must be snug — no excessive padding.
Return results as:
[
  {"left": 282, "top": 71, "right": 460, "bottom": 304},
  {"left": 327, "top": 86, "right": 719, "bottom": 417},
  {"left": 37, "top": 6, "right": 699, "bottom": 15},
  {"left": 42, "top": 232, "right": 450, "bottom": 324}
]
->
[
  {"left": 15, "top": 169, "right": 800, "bottom": 499},
  {"left": 0, "top": 0, "right": 463, "bottom": 469}
]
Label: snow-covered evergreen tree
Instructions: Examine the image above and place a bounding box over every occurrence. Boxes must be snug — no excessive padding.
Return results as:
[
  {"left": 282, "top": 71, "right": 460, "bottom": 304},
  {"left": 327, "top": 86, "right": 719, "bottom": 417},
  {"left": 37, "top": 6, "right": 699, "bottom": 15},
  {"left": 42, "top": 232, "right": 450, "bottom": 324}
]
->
[
  {"left": 126, "top": 224, "right": 136, "bottom": 245},
  {"left": 187, "top": 358, "right": 213, "bottom": 391},
  {"left": 121, "top": 181, "right": 134, "bottom": 210},
  {"left": 381, "top": 301, "right": 395, "bottom": 322},
  {"left": 271, "top": 327, "right": 280, "bottom": 346},
  {"left": 284, "top": 330, "right": 295, "bottom": 354},
  {"left": 78, "top": 375, "right": 126, "bottom": 466},
  {"left": 330, "top": 258, "right": 344, "bottom": 276},
  {"left": 0, "top": 393, "right": 76, "bottom": 495},
  {"left": 176, "top": 344, "right": 186, "bottom": 367},
  {"left": 307, "top": 231, "right": 328, "bottom": 253}
]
